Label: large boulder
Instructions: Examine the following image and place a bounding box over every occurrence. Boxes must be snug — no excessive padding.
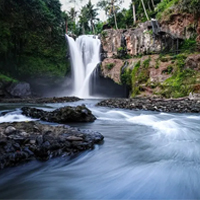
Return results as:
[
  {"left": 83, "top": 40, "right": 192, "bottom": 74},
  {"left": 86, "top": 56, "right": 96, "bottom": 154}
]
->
[
  {"left": 21, "top": 104, "right": 96, "bottom": 123},
  {"left": 6, "top": 82, "right": 31, "bottom": 98}
]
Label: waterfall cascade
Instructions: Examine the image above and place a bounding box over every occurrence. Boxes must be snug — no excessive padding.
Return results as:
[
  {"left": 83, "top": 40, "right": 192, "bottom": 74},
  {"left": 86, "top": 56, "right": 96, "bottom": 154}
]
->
[{"left": 66, "top": 34, "right": 101, "bottom": 98}]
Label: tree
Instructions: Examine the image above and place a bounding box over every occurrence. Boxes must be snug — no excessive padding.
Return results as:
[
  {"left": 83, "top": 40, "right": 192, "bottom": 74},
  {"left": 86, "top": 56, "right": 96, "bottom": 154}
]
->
[
  {"left": 79, "top": 5, "right": 90, "bottom": 34},
  {"left": 86, "top": 0, "right": 99, "bottom": 34},
  {"left": 141, "top": 0, "right": 150, "bottom": 20},
  {"left": 68, "top": 7, "right": 78, "bottom": 23},
  {"left": 132, "top": 0, "right": 136, "bottom": 24},
  {"left": 97, "top": 0, "right": 124, "bottom": 30},
  {"left": 0, "top": 0, "right": 68, "bottom": 78}
]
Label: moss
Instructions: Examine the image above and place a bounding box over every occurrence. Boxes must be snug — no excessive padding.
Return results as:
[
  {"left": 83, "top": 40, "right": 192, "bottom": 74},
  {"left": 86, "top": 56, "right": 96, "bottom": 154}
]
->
[
  {"left": 160, "top": 69, "right": 196, "bottom": 98},
  {"left": 180, "top": 39, "right": 197, "bottom": 53},
  {"left": 121, "top": 68, "right": 132, "bottom": 85},
  {"left": 162, "top": 65, "right": 173, "bottom": 74},
  {"left": 155, "top": 59, "right": 160, "bottom": 69},
  {"left": 130, "top": 60, "right": 150, "bottom": 97},
  {"left": 142, "top": 57, "right": 151, "bottom": 68},
  {"left": 106, "top": 63, "right": 115, "bottom": 70},
  {"left": 101, "top": 31, "right": 108, "bottom": 39}
]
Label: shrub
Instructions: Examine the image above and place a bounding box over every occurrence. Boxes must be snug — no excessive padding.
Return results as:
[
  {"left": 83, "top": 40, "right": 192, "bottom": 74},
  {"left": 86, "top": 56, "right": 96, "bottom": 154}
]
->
[{"left": 106, "top": 63, "right": 115, "bottom": 70}]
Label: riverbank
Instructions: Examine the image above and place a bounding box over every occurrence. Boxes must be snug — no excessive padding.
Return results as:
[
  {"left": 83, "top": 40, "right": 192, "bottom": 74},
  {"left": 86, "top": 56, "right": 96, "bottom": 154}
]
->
[
  {"left": 97, "top": 97, "right": 200, "bottom": 113},
  {"left": 0, "top": 96, "right": 81, "bottom": 104},
  {"left": 0, "top": 121, "right": 104, "bottom": 170}
]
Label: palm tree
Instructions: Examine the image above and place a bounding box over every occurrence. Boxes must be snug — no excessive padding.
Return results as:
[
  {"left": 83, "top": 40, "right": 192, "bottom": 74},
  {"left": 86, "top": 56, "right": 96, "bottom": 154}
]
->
[
  {"left": 97, "top": 0, "right": 123, "bottom": 30},
  {"left": 68, "top": 7, "right": 78, "bottom": 23},
  {"left": 141, "top": 0, "right": 149, "bottom": 20},
  {"left": 79, "top": 6, "right": 90, "bottom": 34},
  {"left": 86, "top": 0, "right": 98, "bottom": 34},
  {"left": 132, "top": 0, "right": 136, "bottom": 24}
]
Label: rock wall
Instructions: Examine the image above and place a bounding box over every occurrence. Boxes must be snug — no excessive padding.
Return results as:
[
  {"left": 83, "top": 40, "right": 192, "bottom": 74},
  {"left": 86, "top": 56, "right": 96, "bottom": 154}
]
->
[
  {"left": 100, "top": 55, "right": 172, "bottom": 85},
  {"left": 101, "top": 21, "right": 162, "bottom": 58},
  {"left": 160, "top": 13, "right": 200, "bottom": 42}
]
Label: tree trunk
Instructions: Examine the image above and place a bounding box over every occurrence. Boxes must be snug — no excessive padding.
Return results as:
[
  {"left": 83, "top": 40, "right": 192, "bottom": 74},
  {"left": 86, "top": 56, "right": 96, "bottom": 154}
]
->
[
  {"left": 66, "top": 20, "right": 68, "bottom": 34},
  {"left": 151, "top": 0, "right": 155, "bottom": 8},
  {"left": 147, "top": 1, "right": 152, "bottom": 12},
  {"left": 132, "top": 0, "right": 136, "bottom": 25},
  {"left": 113, "top": 11, "right": 118, "bottom": 30},
  {"left": 91, "top": 20, "right": 95, "bottom": 34},
  {"left": 141, "top": 0, "right": 149, "bottom": 21},
  {"left": 110, "top": 0, "right": 118, "bottom": 30},
  {"left": 82, "top": 24, "right": 85, "bottom": 34}
]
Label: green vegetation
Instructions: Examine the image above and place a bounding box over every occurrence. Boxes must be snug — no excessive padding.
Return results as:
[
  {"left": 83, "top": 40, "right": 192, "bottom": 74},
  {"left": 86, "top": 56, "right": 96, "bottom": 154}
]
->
[
  {"left": 117, "top": 47, "right": 132, "bottom": 59},
  {"left": 0, "top": 73, "right": 18, "bottom": 83},
  {"left": 180, "top": 39, "right": 197, "bottom": 53},
  {"left": 161, "top": 69, "right": 196, "bottom": 98},
  {"left": 121, "top": 68, "right": 132, "bottom": 86},
  {"left": 0, "top": 0, "right": 68, "bottom": 80},
  {"left": 156, "top": 0, "right": 179, "bottom": 19},
  {"left": 106, "top": 63, "right": 115, "bottom": 70},
  {"left": 158, "top": 54, "right": 197, "bottom": 98},
  {"left": 143, "top": 57, "right": 151, "bottom": 68}
]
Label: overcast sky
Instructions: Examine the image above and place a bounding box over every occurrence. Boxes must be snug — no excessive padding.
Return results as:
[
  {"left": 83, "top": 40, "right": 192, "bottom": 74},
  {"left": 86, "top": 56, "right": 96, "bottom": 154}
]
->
[{"left": 59, "top": 0, "right": 130, "bottom": 21}]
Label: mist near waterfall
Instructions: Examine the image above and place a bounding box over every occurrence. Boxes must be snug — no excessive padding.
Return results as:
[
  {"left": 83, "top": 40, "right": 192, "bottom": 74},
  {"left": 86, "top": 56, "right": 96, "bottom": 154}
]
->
[{"left": 64, "top": 35, "right": 127, "bottom": 99}]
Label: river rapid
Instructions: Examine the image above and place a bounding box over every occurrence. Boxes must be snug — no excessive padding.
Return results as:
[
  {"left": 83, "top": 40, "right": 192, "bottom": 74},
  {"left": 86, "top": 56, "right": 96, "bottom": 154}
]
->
[{"left": 0, "top": 99, "right": 200, "bottom": 199}]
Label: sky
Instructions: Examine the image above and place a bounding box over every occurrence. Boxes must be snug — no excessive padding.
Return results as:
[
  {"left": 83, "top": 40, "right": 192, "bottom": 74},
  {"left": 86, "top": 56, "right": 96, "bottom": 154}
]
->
[{"left": 60, "top": 0, "right": 130, "bottom": 21}]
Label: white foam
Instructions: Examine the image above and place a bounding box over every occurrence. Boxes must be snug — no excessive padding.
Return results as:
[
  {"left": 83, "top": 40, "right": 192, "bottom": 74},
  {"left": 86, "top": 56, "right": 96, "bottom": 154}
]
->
[{"left": 0, "top": 114, "right": 36, "bottom": 123}]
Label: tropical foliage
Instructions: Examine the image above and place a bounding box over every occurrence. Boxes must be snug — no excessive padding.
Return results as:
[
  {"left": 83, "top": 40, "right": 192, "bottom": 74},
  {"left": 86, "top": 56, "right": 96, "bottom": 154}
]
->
[{"left": 0, "top": 0, "right": 68, "bottom": 79}]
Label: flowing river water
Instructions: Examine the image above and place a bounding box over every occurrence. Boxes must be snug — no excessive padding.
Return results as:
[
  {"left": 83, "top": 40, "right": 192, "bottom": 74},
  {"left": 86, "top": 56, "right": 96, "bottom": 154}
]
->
[{"left": 0, "top": 99, "right": 200, "bottom": 199}]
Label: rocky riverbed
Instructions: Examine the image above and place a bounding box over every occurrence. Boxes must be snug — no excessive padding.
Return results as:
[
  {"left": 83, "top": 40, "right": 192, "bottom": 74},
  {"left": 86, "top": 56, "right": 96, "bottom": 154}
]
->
[
  {"left": 0, "top": 121, "right": 104, "bottom": 169},
  {"left": 97, "top": 98, "right": 200, "bottom": 113},
  {"left": 0, "top": 96, "right": 81, "bottom": 104}
]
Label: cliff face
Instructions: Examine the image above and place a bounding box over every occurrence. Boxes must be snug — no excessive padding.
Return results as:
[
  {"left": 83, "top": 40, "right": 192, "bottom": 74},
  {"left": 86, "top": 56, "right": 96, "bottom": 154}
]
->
[
  {"left": 100, "top": 17, "right": 200, "bottom": 98},
  {"left": 101, "top": 21, "right": 162, "bottom": 58},
  {"left": 160, "top": 13, "right": 200, "bottom": 42}
]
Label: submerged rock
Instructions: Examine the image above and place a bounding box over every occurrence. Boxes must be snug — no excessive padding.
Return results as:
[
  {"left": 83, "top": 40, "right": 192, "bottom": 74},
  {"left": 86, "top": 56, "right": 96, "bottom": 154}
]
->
[
  {"left": 0, "top": 121, "right": 104, "bottom": 169},
  {"left": 22, "top": 104, "right": 96, "bottom": 123}
]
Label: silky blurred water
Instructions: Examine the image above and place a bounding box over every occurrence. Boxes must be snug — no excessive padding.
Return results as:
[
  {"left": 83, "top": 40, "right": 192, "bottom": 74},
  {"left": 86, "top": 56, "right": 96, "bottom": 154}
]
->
[{"left": 0, "top": 100, "right": 200, "bottom": 199}]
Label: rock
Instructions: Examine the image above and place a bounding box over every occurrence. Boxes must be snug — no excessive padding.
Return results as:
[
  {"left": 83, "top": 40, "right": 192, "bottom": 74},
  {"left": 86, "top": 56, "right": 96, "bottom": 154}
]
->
[
  {"left": 66, "top": 136, "right": 83, "bottom": 141},
  {"left": 19, "top": 132, "right": 29, "bottom": 137},
  {"left": 101, "top": 22, "right": 162, "bottom": 58},
  {"left": 4, "top": 126, "right": 16, "bottom": 135},
  {"left": 6, "top": 82, "right": 31, "bottom": 98},
  {"left": 185, "top": 54, "right": 200, "bottom": 70},
  {"left": 0, "top": 96, "right": 81, "bottom": 104},
  {"left": 0, "top": 121, "right": 104, "bottom": 169},
  {"left": 29, "top": 140, "right": 36, "bottom": 145},
  {"left": 97, "top": 98, "right": 200, "bottom": 113},
  {"left": 21, "top": 104, "right": 96, "bottom": 123}
]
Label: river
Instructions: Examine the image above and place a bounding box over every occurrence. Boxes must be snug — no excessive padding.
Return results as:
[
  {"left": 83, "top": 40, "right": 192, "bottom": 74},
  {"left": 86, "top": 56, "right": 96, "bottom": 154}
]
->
[{"left": 0, "top": 99, "right": 200, "bottom": 199}]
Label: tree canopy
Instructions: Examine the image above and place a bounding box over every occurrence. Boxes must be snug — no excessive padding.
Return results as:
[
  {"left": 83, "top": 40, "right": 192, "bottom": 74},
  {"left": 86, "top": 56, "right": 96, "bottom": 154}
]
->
[{"left": 0, "top": 0, "right": 68, "bottom": 79}]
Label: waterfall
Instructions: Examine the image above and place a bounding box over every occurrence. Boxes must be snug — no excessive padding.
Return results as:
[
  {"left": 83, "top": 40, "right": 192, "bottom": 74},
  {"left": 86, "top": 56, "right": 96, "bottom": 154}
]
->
[{"left": 66, "top": 34, "right": 101, "bottom": 98}]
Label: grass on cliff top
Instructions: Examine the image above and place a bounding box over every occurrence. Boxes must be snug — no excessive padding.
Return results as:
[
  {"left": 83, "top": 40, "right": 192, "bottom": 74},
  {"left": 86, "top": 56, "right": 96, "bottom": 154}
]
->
[{"left": 156, "top": 0, "right": 180, "bottom": 20}]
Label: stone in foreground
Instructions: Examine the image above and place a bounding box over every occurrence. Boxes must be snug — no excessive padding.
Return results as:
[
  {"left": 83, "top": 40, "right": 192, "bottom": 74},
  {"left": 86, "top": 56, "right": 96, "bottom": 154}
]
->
[
  {"left": 22, "top": 104, "right": 96, "bottom": 123},
  {"left": 0, "top": 121, "right": 104, "bottom": 169}
]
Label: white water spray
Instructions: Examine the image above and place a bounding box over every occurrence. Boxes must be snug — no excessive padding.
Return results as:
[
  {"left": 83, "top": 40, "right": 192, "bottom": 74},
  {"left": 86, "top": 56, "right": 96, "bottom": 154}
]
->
[{"left": 66, "top": 34, "right": 101, "bottom": 98}]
